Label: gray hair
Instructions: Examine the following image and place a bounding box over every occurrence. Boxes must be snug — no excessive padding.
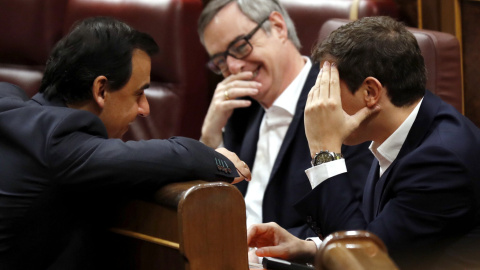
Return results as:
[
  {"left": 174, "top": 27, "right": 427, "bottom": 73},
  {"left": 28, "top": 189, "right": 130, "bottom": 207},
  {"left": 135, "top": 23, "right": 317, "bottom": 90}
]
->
[{"left": 198, "top": 0, "right": 301, "bottom": 50}]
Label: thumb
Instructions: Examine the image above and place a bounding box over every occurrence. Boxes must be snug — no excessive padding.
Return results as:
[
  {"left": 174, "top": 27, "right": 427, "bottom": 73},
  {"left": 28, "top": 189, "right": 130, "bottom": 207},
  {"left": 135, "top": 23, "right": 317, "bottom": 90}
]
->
[
  {"left": 255, "top": 246, "right": 284, "bottom": 258},
  {"left": 349, "top": 105, "right": 380, "bottom": 127}
]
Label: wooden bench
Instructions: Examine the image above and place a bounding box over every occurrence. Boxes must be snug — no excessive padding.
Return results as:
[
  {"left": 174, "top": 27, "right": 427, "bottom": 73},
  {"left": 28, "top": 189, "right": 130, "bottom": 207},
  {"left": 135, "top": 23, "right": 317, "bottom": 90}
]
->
[{"left": 108, "top": 181, "right": 249, "bottom": 270}]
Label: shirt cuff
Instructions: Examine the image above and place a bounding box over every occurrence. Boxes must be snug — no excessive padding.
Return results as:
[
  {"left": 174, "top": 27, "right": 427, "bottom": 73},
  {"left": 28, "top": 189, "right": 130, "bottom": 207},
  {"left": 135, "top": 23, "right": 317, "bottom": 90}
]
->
[
  {"left": 305, "top": 159, "right": 347, "bottom": 189},
  {"left": 306, "top": 237, "right": 322, "bottom": 249}
]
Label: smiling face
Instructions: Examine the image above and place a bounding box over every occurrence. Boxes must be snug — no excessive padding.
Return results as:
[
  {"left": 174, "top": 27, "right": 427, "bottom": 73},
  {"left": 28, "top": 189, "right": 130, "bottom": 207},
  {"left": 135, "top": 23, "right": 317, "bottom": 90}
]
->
[
  {"left": 99, "top": 49, "right": 151, "bottom": 138},
  {"left": 202, "top": 3, "right": 292, "bottom": 107}
]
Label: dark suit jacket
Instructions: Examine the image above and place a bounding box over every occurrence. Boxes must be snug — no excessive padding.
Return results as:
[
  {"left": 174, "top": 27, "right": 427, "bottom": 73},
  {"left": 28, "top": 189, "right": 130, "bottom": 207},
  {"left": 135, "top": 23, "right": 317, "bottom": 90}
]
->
[
  {"left": 224, "top": 63, "right": 373, "bottom": 238},
  {"left": 0, "top": 82, "right": 238, "bottom": 269},
  {"left": 296, "top": 90, "right": 480, "bottom": 269}
]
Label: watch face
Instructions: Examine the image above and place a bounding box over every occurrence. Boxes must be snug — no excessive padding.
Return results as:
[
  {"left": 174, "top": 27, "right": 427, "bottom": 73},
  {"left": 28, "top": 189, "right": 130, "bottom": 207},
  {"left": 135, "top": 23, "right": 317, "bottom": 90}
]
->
[{"left": 314, "top": 151, "right": 334, "bottom": 165}]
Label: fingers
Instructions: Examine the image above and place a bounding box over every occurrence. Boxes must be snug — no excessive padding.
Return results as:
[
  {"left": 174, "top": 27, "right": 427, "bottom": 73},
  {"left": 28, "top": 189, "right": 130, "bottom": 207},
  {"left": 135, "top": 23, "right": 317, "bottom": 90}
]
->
[
  {"left": 201, "top": 72, "right": 260, "bottom": 147},
  {"left": 217, "top": 71, "right": 260, "bottom": 101},
  {"left": 247, "top": 222, "right": 277, "bottom": 247},
  {"left": 222, "top": 70, "right": 255, "bottom": 84},
  {"left": 247, "top": 222, "right": 305, "bottom": 261},
  {"left": 246, "top": 224, "right": 259, "bottom": 246},
  {"left": 329, "top": 62, "right": 341, "bottom": 101},
  {"left": 319, "top": 61, "right": 331, "bottom": 100},
  {"left": 233, "top": 160, "right": 251, "bottom": 184},
  {"left": 255, "top": 245, "right": 288, "bottom": 259},
  {"left": 218, "top": 82, "right": 260, "bottom": 102},
  {"left": 308, "top": 61, "right": 339, "bottom": 102},
  {"left": 224, "top": 89, "right": 230, "bottom": 100},
  {"left": 215, "top": 148, "right": 251, "bottom": 184},
  {"left": 307, "top": 67, "right": 322, "bottom": 105},
  {"left": 216, "top": 98, "right": 252, "bottom": 112}
]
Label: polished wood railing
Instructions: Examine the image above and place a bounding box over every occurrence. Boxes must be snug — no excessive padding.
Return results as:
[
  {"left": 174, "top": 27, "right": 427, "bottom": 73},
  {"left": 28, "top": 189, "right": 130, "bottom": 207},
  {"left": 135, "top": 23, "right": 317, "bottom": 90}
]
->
[{"left": 108, "top": 180, "right": 249, "bottom": 270}]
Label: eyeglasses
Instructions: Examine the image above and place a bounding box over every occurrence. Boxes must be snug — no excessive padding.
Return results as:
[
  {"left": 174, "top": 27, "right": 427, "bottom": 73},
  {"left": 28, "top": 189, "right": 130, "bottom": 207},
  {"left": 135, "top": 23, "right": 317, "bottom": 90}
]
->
[{"left": 207, "top": 17, "right": 269, "bottom": 75}]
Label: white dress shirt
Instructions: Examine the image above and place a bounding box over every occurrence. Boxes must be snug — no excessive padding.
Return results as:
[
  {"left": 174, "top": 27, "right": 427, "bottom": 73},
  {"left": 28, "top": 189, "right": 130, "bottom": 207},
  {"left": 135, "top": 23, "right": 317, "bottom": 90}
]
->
[
  {"left": 245, "top": 57, "right": 312, "bottom": 228},
  {"left": 370, "top": 99, "right": 423, "bottom": 177},
  {"left": 305, "top": 98, "right": 423, "bottom": 248}
]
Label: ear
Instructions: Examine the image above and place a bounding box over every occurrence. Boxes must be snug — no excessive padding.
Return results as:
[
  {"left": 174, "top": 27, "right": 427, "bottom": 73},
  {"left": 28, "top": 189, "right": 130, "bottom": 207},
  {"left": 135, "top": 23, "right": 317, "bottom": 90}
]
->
[
  {"left": 268, "top": 11, "right": 288, "bottom": 42},
  {"left": 92, "top": 76, "right": 108, "bottom": 109},
  {"left": 361, "top": 77, "right": 383, "bottom": 108}
]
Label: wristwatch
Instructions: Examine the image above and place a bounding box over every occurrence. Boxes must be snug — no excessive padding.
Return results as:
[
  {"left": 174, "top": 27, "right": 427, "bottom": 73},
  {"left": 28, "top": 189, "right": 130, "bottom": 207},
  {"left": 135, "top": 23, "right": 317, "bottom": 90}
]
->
[{"left": 311, "top": 150, "right": 343, "bottom": 166}]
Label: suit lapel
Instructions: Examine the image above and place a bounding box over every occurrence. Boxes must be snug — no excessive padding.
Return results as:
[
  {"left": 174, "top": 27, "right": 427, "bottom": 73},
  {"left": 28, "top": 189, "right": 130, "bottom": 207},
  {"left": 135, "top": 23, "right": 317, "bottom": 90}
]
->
[
  {"left": 363, "top": 161, "right": 380, "bottom": 221},
  {"left": 373, "top": 165, "right": 392, "bottom": 216},
  {"left": 240, "top": 109, "right": 264, "bottom": 167},
  {"left": 372, "top": 91, "right": 441, "bottom": 216}
]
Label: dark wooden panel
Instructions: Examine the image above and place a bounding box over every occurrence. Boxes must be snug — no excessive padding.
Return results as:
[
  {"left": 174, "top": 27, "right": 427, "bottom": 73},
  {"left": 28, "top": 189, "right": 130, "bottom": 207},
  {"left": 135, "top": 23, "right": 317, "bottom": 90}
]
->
[{"left": 461, "top": 0, "right": 480, "bottom": 127}]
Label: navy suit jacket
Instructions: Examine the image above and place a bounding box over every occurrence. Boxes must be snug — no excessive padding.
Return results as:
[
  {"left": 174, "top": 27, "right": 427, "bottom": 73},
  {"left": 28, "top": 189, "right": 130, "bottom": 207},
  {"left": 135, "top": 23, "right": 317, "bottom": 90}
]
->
[
  {"left": 0, "top": 83, "right": 238, "bottom": 269},
  {"left": 224, "top": 63, "right": 373, "bottom": 238},
  {"left": 295, "top": 90, "right": 480, "bottom": 269}
]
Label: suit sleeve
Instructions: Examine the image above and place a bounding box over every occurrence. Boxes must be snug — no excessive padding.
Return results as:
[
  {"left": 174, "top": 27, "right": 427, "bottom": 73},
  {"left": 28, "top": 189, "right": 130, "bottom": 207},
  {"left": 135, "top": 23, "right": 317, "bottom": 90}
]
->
[
  {"left": 341, "top": 141, "right": 373, "bottom": 201},
  {"left": 46, "top": 110, "right": 238, "bottom": 194},
  {"left": 295, "top": 144, "right": 475, "bottom": 254}
]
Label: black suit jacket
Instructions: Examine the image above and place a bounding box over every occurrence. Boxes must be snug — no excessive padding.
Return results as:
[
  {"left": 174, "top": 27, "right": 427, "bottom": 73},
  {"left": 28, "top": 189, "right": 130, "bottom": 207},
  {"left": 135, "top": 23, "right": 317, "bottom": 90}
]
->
[
  {"left": 0, "top": 82, "right": 238, "bottom": 269},
  {"left": 296, "top": 91, "right": 480, "bottom": 269},
  {"left": 224, "top": 63, "right": 373, "bottom": 238}
]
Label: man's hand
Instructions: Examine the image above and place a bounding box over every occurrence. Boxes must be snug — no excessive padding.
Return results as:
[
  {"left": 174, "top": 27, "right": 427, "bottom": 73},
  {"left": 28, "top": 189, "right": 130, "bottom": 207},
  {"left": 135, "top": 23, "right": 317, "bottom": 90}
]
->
[
  {"left": 200, "top": 71, "right": 260, "bottom": 148},
  {"left": 304, "top": 61, "right": 377, "bottom": 157},
  {"left": 215, "top": 148, "right": 251, "bottom": 184},
  {"left": 247, "top": 222, "right": 317, "bottom": 263}
]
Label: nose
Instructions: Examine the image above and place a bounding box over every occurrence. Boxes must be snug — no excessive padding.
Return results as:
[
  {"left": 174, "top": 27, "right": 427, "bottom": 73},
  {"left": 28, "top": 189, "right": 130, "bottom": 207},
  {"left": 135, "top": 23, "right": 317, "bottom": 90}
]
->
[
  {"left": 138, "top": 94, "right": 150, "bottom": 117},
  {"left": 225, "top": 55, "right": 246, "bottom": 75}
]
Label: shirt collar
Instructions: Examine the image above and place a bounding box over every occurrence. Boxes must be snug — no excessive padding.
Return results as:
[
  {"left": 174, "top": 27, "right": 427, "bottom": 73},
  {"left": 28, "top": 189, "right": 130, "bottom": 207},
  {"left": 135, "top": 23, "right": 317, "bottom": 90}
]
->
[{"left": 369, "top": 98, "right": 424, "bottom": 176}]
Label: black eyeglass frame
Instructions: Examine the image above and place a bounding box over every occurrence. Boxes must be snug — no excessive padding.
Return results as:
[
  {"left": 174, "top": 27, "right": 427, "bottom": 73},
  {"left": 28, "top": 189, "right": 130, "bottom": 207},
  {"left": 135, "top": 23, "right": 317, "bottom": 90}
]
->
[{"left": 207, "top": 17, "right": 270, "bottom": 75}]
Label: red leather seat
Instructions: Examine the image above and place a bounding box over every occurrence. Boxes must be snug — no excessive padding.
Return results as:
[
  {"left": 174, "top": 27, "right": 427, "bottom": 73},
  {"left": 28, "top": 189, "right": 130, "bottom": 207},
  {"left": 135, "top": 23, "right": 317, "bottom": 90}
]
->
[
  {"left": 281, "top": 0, "right": 400, "bottom": 55},
  {"left": 0, "top": 0, "right": 68, "bottom": 97},
  {"left": 0, "top": 0, "right": 209, "bottom": 140}
]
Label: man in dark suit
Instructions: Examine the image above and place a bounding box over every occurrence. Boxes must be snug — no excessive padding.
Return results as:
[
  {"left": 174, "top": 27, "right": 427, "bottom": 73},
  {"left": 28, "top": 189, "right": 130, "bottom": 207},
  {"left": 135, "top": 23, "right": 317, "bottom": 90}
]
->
[
  {"left": 197, "top": 0, "right": 372, "bottom": 239},
  {"left": 0, "top": 17, "right": 251, "bottom": 269},
  {"left": 247, "top": 16, "right": 480, "bottom": 269}
]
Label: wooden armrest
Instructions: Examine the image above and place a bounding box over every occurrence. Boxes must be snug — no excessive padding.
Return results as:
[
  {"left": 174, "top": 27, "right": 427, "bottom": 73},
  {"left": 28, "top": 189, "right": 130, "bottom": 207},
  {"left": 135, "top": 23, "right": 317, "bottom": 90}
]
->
[
  {"left": 109, "top": 180, "right": 249, "bottom": 270},
  {"left": 315, "top": 230, "right": 398, "bottom": 270}
]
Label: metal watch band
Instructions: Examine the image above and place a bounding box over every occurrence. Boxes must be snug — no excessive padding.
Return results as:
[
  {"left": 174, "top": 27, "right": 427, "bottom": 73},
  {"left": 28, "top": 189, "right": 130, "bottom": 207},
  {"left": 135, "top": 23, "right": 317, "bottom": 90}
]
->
[{"left": 311, "top": 151, "right": 343, "bottom": 166}]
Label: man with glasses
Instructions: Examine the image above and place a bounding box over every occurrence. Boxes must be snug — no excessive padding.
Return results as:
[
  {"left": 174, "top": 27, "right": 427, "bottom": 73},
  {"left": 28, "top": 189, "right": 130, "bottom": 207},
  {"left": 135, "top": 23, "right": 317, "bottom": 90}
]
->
[{"left": 197, "top": 0, "right": 373, "bottom": 239}]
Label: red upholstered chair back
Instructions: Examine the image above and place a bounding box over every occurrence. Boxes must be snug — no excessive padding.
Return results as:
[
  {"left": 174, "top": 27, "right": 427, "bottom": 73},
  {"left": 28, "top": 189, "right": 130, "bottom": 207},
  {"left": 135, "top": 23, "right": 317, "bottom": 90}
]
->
[
  {"left": 0, "top": 0, "right": 68, "bottom": 96},
  {"left": 281, "top": 0, "right": 400, "bottom": 56},
  {"left": 0, "top": 0, "right": 209, "bottom": 140},
  {"left": 318, "top": 19, "right": 463, "bottom": 112},
  {"left": 64, "top": 0, "right": 209, "bottom": 140}
]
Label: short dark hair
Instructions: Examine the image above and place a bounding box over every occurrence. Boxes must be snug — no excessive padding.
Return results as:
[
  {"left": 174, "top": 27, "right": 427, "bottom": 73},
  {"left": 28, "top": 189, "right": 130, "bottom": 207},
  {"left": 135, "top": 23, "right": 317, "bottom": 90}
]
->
[
  {"left": 312, "top": 16, "right": 426, "bottom": 107},
  {"left": 198, "top": 0, "right": 301, "bottom": 50},
  {"left": 40, "top": 17, "right": 159, "bottom": 104}
]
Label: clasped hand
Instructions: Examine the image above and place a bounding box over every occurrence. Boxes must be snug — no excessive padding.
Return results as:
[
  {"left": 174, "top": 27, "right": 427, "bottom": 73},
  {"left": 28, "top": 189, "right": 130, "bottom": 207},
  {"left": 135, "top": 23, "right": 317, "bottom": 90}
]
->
[
  {"left": 215, "top": 147, "right": 251, "bottom": 183},
  {"left": 247, "top": 222, "right": 317, "bottom": 263},
  {"left": 200, "top": 71, "right": 260, "bottom": 148}
]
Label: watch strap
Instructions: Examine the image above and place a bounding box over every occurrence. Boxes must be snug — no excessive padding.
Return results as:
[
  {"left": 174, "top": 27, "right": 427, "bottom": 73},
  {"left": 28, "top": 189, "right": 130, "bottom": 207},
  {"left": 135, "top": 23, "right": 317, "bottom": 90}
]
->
[{"left": 312, "top": 151, "right": 343, "bottom": 166}]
